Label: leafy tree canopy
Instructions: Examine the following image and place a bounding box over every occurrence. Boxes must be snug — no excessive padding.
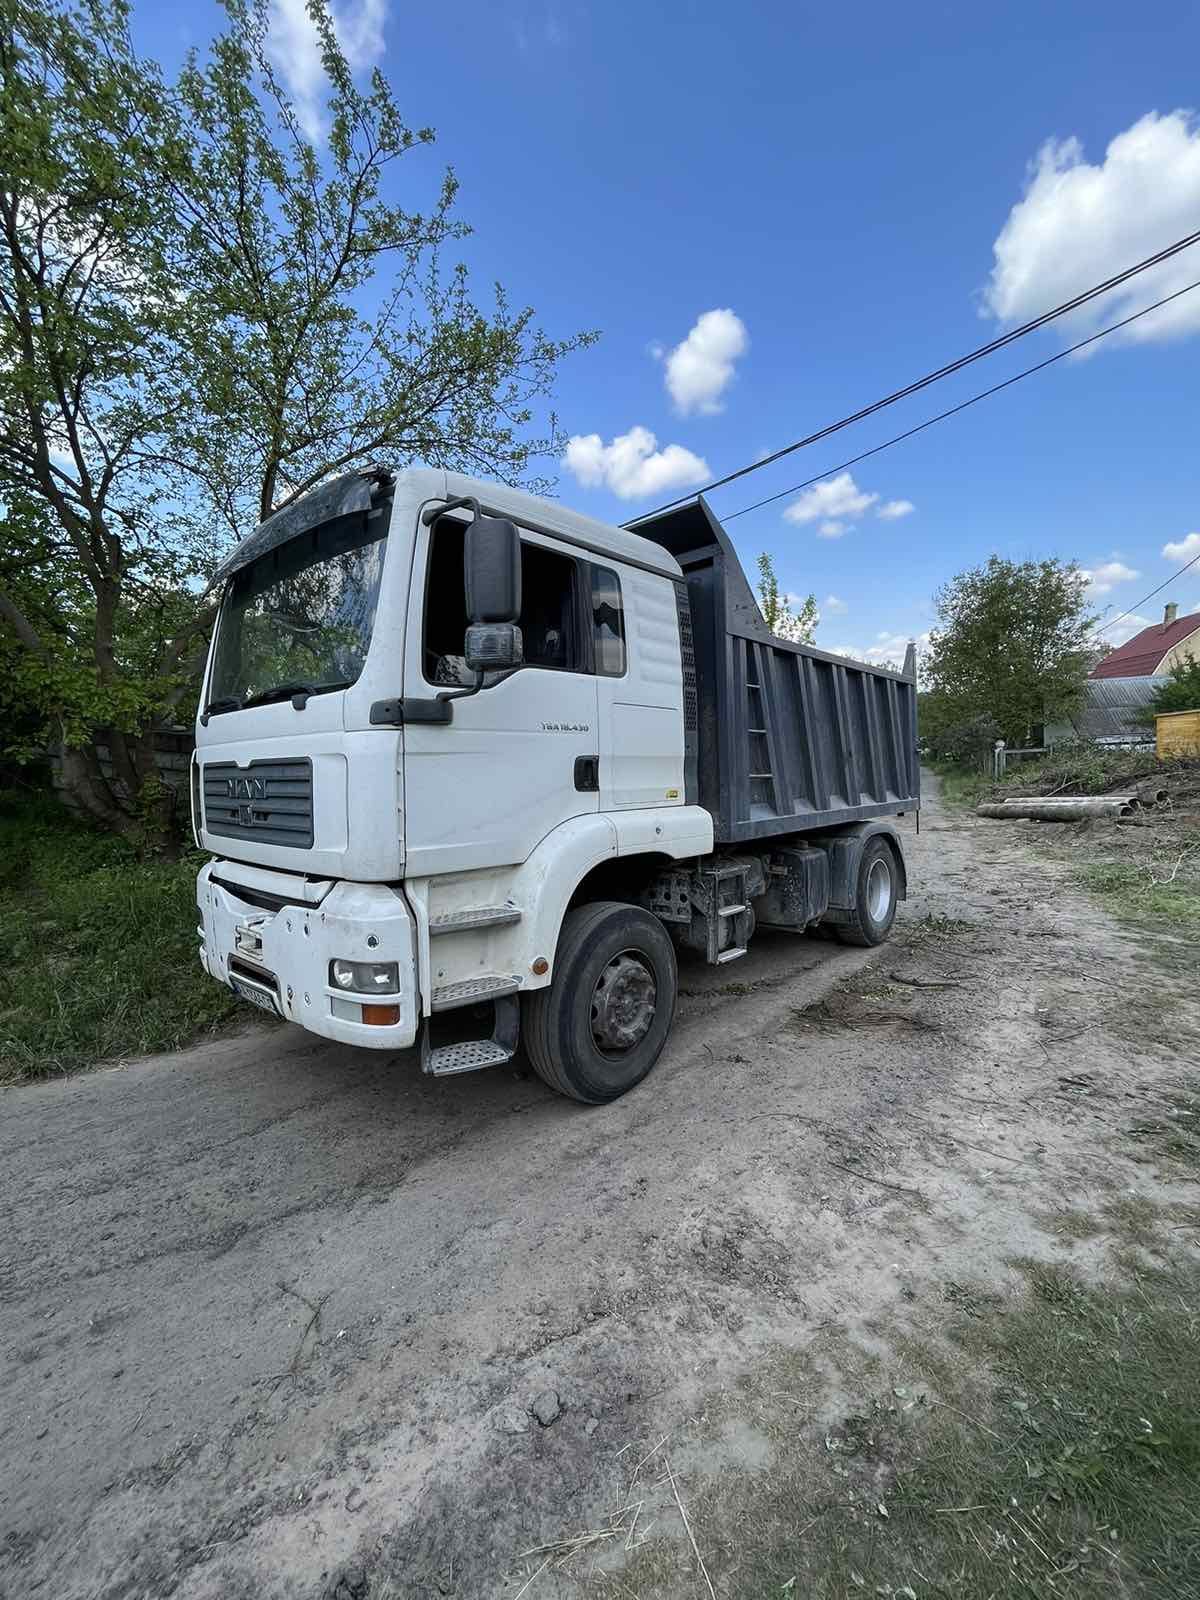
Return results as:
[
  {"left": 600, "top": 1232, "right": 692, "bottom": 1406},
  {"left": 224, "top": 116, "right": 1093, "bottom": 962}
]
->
[{"left": 924, "top": 556, "right": 1094, "bottom": 748}]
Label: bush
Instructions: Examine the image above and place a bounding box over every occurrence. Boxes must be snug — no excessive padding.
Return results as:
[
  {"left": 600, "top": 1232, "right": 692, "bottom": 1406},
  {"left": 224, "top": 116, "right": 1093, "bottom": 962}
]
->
[
  {"left": 0, "top": 792, "right": 238, "bottom": 1080},
  {"left": 1149, "top": 657, "right": 1200, "bottom": 719}
]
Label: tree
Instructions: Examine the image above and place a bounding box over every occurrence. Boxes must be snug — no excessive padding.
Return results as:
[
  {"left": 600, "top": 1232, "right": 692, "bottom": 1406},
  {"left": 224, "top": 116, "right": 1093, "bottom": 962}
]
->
[
  {"left": 0, "top": 0, "right": 594, "bottom": 839},
  {"left": 1147, "top": 655, "right": 1200, "bottom": 719},
  {"left": 756, "top": 552, "right": 818, "bottom": 644},
  {"left": 0, "top": 0, "right": 212, "bottom": 835},
  {"left": 924, "top": 556, "right": 1094, "bottom": 747},
  {"left": 172, "top": 0, "right": 595, "bottom": 537}
]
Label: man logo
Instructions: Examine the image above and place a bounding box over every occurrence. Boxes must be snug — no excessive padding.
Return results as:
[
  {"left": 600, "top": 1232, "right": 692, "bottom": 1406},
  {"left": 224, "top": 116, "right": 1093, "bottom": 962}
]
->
[{"left": 225, "top": 775, "right": 268, "bottom": 801}]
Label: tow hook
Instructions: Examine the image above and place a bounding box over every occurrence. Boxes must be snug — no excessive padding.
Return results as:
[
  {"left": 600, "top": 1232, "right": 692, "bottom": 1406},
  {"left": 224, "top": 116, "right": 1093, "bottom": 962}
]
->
[{"left": 234, "top": 916, "right": 269, "bottom": 959}]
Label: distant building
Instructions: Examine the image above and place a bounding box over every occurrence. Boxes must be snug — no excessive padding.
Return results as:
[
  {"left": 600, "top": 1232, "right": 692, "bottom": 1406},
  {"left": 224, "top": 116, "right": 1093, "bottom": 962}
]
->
[
  {"left": 1045, "top": 675, "right": 1165, "bottom": 747},
  {"left": 1090, "top": 603, "right": 1200, "bottom": 679}
]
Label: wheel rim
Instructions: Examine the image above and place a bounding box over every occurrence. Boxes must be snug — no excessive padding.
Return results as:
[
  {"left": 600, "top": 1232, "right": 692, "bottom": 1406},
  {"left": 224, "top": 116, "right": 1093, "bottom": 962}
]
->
[
  {"left": 590, "top": 949, "right": 657, "bottom": 1053},
  {"left": 866, "top": 856, "right": 893, "bottom": 922}
]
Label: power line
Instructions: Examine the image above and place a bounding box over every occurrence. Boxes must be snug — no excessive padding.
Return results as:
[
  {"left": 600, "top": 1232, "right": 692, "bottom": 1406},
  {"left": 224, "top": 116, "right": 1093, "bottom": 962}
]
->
[
  {"left": 719, "top": 276, "right": 1200, "bottom": 523},
  {"left": 1094, "top": 549, "right": 1200, "bottom": 638},
  {"left": 625, "top": 225, "right": 1200, "bottom": 527}
]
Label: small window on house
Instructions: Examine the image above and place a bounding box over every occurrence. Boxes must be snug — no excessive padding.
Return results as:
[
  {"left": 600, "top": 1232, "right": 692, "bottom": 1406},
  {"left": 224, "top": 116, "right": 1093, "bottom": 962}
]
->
[
  {"left": 591, "top": 567, "right": 625, "bottom": 676},
  {"left": 423, "top": 517, "right": 582, "bottom": 684}
]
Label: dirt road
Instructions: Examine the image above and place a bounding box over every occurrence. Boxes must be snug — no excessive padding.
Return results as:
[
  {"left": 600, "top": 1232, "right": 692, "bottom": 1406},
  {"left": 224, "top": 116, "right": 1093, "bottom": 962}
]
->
[{"left": 2, "top": 775, "right": 1196, "bottom": 1599}]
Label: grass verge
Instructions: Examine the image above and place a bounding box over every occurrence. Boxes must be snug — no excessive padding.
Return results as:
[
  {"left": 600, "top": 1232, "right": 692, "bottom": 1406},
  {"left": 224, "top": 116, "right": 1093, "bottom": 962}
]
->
[
  {"left": 602, "top": 1254, "right": 1200, "bottom": 1600},
  {"left": 1073, "top": 860, "right": 1200, "bottom": 935},
  {"left": 0, "top": 792, "right": 239, "bottom": 1082}
]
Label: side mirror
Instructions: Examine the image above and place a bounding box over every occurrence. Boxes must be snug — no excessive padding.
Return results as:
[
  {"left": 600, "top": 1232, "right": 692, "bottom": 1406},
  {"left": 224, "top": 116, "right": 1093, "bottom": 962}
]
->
[
  {"left": 465, "top": 621, "right": 524, "bottom": 673},
  {"left": 465, "top": 515, "right": 521, "bottom": 624}
]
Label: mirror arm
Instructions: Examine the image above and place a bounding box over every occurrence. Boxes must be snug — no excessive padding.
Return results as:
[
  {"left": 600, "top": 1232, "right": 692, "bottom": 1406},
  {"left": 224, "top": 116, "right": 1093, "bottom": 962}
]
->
[
  {"left": 434, "top": 663, "right": 521, "bottom": 710},
  {"left": 422, "top": 495, "right": 480, "bottom": 527},
  {"left": 436, "top": 670, "right": 485, "bottom": 708}
]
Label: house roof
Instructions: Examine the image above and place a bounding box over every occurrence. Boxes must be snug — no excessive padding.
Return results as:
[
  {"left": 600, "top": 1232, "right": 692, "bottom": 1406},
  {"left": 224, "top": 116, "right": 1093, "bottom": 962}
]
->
[{"left": 1090, "top": 612, "right": 1200, "bottom": 678}]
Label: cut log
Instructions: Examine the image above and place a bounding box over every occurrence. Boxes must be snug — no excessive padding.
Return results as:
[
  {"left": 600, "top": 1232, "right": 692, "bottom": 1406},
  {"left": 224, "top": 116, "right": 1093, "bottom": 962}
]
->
[
  {"left": 976, "top": 799, "right": 1134, "bottom": 821},
  {"left": 996, "top": 794, "right": 1140, "bottom": 807}
]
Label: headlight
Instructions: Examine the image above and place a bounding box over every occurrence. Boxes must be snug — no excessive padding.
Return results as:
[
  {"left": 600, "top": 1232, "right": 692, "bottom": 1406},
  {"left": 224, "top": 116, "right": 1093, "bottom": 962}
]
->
[{"left": 330, "top": 958, "right": 399, "bottom": 993}]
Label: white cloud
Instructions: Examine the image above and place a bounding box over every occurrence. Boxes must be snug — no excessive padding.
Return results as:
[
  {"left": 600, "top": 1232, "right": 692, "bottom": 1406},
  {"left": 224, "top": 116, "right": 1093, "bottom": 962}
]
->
[
  {"left": 823, "top": 594, "right": 847, "bottom": 614},
  {"left": 784, "top": 472, "right": 878, "bottom": 528},
  {"left": 267, "top": 0, "right": 387, "bottom": 140},
  {"left": 984, "top": 111, "right": 1200, "bottom": 347},
  {"left": 1098, "top": 613, "right": 1155, "bottom": 647},
  {"left": 1163, "top": 531, "right": 1200, "bottom": 562},
  {"left": 663, "top": 309, "right": 748, "bottom": 416},
  {"left": 828, "top": 630, "right": 930, "bottom": 669},
  {"left": 817, "top": 520, "right": 846, "bottom": 539},
  {"left": 563, "top": 426, "right": 710, "bottom": 500},
  {"left": 877, "top": 499, "right": 915, "bottom": 521},
  {"left": 1081, "top": 559, "right": 1140, "bottom": 600}
]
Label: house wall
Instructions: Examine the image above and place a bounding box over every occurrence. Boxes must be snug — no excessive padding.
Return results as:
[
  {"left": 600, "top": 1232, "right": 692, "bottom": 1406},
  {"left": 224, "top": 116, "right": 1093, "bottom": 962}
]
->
[{"left": 1159, "top": 626, "right": 1200, "bottom": 674}]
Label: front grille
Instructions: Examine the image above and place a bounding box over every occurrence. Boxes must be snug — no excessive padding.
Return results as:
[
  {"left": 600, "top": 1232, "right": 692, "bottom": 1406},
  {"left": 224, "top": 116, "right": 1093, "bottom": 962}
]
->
[{"left": 202, "top": 759, "right": 314, "bottom": 849}]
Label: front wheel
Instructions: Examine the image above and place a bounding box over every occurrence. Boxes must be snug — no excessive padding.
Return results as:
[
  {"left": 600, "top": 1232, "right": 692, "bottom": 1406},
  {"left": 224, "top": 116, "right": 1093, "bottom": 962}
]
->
[
  {"left": 524, "top": 901, "right": 677, "bottom": 1104},
  {"left": 833, "top": 837, "right": 899, "bottom": 947}
]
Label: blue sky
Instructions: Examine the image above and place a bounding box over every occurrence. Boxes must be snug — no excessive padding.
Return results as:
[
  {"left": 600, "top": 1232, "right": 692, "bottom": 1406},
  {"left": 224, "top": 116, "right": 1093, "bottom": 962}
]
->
[{"left": 139, "top": 0, "right": 1200, "bottom": 663}]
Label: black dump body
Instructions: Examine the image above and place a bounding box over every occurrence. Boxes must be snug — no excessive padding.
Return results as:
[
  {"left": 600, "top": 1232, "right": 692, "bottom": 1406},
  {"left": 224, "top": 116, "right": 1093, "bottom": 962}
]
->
[{"left": 633, "top": 498, "right": 920, "bottom": 844}]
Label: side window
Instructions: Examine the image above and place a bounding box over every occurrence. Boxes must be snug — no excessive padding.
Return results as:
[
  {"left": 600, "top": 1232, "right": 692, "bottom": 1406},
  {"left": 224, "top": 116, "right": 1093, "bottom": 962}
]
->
[
  {"left": 422, "top": 516, "right": 582, "bottom": 683},
  {"left": 591, "top": 566, "right": 626, "bottom": 677},
  {"left": 521, "top": 542, "right": 578, "bottom": 671}
]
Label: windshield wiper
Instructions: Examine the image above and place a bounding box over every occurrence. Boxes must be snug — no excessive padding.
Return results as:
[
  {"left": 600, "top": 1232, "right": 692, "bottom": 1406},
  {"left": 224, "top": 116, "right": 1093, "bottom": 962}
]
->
[{"left": 241, "top": 678, "right": 352, "bottom": 710}]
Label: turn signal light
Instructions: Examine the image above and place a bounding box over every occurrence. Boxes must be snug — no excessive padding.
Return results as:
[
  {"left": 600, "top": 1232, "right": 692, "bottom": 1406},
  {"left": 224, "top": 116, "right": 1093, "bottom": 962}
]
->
[{"left": 361, "top": 1003, "right": 400, "bottom": 1026}]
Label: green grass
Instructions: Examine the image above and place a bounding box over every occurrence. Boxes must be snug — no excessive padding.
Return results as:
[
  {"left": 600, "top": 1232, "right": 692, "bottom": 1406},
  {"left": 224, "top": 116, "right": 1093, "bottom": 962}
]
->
[
  {"left": 926, "top": 759, "right": 992, "bottom": 810},
  {"left": 604, "top": 1256, "right": 1200, "bottom": 1600},
  {"left": 0, "top": 792, "right": 239, "bottom": 1081},
  {"left": 1073, "top": 861, "right": 1200, "bottom": 934}
]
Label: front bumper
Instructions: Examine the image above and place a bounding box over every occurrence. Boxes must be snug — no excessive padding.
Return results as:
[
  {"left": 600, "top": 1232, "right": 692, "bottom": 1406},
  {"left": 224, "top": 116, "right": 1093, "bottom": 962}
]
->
[{"left": 197, "top": 861, "right": 419, "bottom": 1049}]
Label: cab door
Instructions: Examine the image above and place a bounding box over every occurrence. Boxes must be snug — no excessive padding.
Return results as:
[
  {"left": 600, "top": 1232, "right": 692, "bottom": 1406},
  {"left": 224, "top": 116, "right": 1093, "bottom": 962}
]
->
[
  {"left": 402, "top": 515, "right": 599, "bottom": 879},
  {"left": 593, "top": 563, "right": 686, "bottom": 811}
]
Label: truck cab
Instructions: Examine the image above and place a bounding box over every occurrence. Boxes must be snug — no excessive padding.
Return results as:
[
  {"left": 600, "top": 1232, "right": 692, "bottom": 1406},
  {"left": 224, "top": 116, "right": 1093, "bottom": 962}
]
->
[{"left": 195, "top": 466, "right": 917, "bottom": 1102}]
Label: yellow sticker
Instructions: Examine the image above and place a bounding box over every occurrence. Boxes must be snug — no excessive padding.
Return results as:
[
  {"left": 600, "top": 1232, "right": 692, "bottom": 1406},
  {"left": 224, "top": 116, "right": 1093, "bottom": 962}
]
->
[{"left": 666, "top": 789, "right": 680, "bottom": 799}]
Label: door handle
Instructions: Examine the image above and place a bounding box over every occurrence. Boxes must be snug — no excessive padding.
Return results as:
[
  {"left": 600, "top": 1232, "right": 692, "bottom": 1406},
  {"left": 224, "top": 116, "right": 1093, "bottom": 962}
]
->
[{"left": 574, "top": 756, "right": 599, "bottom": 792}]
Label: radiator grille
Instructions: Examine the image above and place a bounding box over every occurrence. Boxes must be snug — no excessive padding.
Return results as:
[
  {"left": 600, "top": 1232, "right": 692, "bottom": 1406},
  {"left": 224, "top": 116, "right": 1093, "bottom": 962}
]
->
[{"left": 202, "top": 758, "right": 314, "bottom": 849}]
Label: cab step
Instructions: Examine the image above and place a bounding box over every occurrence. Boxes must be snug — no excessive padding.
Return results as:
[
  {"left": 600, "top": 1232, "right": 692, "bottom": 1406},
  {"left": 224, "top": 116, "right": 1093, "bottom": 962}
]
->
[
  {"left": 429, "top": 905, "right": 522, "bottom": 936},
  {"left": 425, "top": 1038, "right": 515, "bottom": 1076},
  {"left": 421, "top": 994, "right": 520, "bottom": 1077},
  {"left": 431, "top": 974, "right": 521, "bottom": 1012},
  {"left": 716, "top": 946, "right": 748, "bottom": 964}
]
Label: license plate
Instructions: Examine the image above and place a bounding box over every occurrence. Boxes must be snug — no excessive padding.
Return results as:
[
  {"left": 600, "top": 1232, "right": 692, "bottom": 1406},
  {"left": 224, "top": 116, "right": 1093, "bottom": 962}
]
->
[{"left": 230, "top": 974, "right": 281, "bottom": 1016}]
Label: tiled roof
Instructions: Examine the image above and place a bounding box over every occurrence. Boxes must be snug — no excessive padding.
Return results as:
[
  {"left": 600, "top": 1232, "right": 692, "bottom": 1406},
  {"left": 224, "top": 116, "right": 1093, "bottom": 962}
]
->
[{"left": 1090, "top": 613, "right": 1200, "bottom": 678}]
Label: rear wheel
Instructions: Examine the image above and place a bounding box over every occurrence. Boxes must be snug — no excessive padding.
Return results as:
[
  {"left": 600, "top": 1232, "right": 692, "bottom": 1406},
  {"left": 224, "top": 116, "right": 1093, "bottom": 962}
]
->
[
  {"left": 524, "top": 901, "right": 677, "bottom": 1104},
  {"left": 833, "top": 837, "right": 899, "bottom": 947}
]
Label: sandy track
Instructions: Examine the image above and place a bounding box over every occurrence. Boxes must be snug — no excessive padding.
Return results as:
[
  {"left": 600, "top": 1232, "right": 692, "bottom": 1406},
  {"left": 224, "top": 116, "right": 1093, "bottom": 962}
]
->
[{"left": 2, "top": 775, "right": 1195, "bottom": 1599}]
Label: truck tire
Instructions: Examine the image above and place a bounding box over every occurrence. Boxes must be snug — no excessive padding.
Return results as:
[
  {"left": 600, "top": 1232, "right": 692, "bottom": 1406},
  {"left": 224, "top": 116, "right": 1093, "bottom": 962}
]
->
[
  {"left": 834, "top": 837, "right": 899, "bottom": 947},
  {"left": 524, "top": 901, "right": 677, "bottom": 1104}
]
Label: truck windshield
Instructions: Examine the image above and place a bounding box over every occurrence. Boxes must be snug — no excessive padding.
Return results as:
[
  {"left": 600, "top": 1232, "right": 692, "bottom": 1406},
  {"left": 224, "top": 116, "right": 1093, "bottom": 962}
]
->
[{"left": 208, "top": 511, "right": 386, "bottom": 711}]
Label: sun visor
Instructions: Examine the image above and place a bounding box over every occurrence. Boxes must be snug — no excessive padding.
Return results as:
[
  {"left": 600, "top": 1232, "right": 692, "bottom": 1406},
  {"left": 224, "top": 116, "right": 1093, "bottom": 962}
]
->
[{"left": 207, "top": 468, "right": 390, "bottom": 592}]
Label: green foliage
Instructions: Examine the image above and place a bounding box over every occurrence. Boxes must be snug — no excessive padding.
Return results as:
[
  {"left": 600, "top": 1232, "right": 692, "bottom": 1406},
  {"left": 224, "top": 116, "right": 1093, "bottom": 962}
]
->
[
  {"left": 1074, "top": 861, "right": 1200, "bottom": 933},
  {"left": 173, "top": 0, "right": 596, "bottom": 531},
  {"left": 0, "top": 791, "right": 239, "bottom": 1078},
  {"left": 925, "top": 556, "right": 1095, "bottom": 746},
  {"left": 1149, "top": 655, "right": 1200, "bottom": 718},
  {"left": 756, "top": 552, "right": 818, "bottom": 643},
  {"left": 0, "top": 0, "right": 595, "bottom": 835}
]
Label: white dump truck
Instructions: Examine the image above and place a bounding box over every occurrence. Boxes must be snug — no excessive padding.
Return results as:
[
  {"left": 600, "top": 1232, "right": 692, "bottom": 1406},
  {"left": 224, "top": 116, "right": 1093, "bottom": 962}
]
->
[{"left": 193, "top": 467, "right": 919, "bottom": 1102}]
